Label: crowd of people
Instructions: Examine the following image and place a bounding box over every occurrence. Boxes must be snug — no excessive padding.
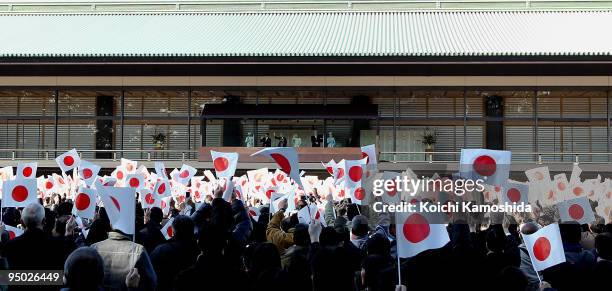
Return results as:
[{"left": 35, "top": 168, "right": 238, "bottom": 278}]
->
[{"left": 0, "top": 184, "right": 611, "bottom": 291}]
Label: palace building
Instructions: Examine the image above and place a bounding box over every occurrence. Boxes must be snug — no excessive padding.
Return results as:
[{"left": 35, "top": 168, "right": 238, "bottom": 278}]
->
[{"left": 1, "top": 0, "right": 612, "bottom": 173}]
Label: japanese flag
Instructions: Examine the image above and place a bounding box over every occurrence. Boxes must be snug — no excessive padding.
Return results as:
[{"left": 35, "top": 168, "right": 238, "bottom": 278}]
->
[
  {"left": 334, "top": 160, "right": 346, "bottom": 185},
  {"left": 482, "top": 184, "right": 502, "bottom": 204},
  {"left": 569, "top": 164, "right": 582, "bottom": 185},
  {"left": 248, "top": 206, "right": 261, "bottom": 222},
  {"left": 176, "top": 164, "right": 197, "bottom": 186},
  {"left": 322, "top": 160, "right": 336, "bottom": 177},
  {"left": 72, "top": 186, "right": 96, "bottom": 220},
  {"left": 298, "top": 204, "right": 324, "bottom": 225},
  {"left": 526, "top": 166, "right": 557, "bottom": 206},
  {"left": 112, "top": 166, "right": 127, "bottom": 182},
  {"left": 161, "top": 218, "right": 174, "bottom": 240},
  {"left": 360, "top": 144, "right": 378, "bottom": 172},
  {"left": 211, "top": 150, "right": 238, "bottom": 179},
  {"left": 16, "top": 162, "right": 37, "bottom": 179},
  {"left": 139, "top": 188, "right": 159, "bottom": 209},
  {"left": 153, "top": 179, "right": 172, "bottom": 198},
  {"left": 97, "top": 185, "right": 136, "bottom": 235},
  {"left": 2, "top": 178, "right": 38, "bottom": 208},
  {"left": 380, "top": 171, "right": 401, "bottom": 205},
  {"left": 42, "top": 176, "right": 55, "bottom": 196},
  {"left": 155, "top": 162, "right": 168, "bottom": 179},
  {"left": 78, "top": 160, "right": 101, "bottom": 187},
  {"left": 126, "top": 174, "right": 145, "bottom": 190},
  {"left": 160, "top": 196, "right": 172, "bottom": 216},
  {"left": 557, "top": 196, "right": 595, "bottom": 225},
  {"left": 0, "top": 166, "right": 13, "bottom": 182},
  {"left": 270, "top": 192, "right": 287, "bottom": 213},
  {"left": 219, "top": 177, "right": 234, "bottom": 202},
  {"left": 345, "top": 158, "right": 367, "bottom": 205},
  {"left": 459, "top": 149, "right": 511, "bottom": 186},
  {"left": 396, "top": 211, "right": 450, "bottom": 258},
  {"left": 251, "top": 147, "right": 304, "bottom": 189},
  {"left": 523, "top": 223, "right": 566, "bottom": 271},
  {"left": 120, "top": 158, "right": 137, "bottom": 174},
  {"left": 501, "top": 180, "right": 529, "bottom": 205},
  {"left": 553, "top": 173, "right": 571, "bottom": 201},
  {"left": 4, "top": 225, "right": 24, "bottom": 240},
  {"left": 55, "top": 149, "right": 81, "bottom": 172}
]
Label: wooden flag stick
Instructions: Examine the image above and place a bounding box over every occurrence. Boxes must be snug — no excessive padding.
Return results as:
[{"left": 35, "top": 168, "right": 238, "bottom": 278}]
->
[{"left": 395, "top": 222, "right": 402, "bottom": 286}]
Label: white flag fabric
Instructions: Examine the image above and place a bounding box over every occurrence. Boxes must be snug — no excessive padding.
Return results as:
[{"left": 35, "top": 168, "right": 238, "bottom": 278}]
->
[
  {"left": 381, "top": 171, "right": 401, "bottom": 205},
  {"left": 248, "top": 206, "right": 261, "bottom": 222},
  {"left": 557, "top": 196, "right": 595, "bottom": 225},
  {"left": 55, "top": 149, "right": 81, "bottom": 172},
  {"left": 72, "top": 186, "right": 96, "bottom": 220},
  {"left": 459, "top": 149, "right": 511, "bottom": 186},
  {"left": 322, "top": 160, "right": 336, "bottom": 177},
  {"left": 120, "top": 158, "right": 137, "bottom": 174},
  {"left": 176, "top": 164, "right": 197, "bottom": 186},
  {"left": 360, "top": 144, "right": 378, "bottom": 172},
  {"left": 97, "top": 185, "right": 136, "bottom": 235},
  {"left": 251, "top": 147, "right": 304, "bottom": 189},
  {"left": 525, "top": 166, "right": 558, "bottom": 206},
  {"left": 155, "top": 162, "right": 168, "bottom": 179},
  {"left": 2, "top": 178, "right": 38, "bottom": 208},
  {"left": 220, "top": 177, "right": 235, "bottom": 202},
  {"left": 78, "top": 160, "right": 101, "bottom": 187},
  {"left": 501, "top": 180, "right": 529, "bottom": 205},
  {"left": 553, "top": 173, "right": 571, "bottom": 201},
  {"left": 297, "top": 204, "right": 323, "bottom": 225},
  {"left": 523, "top": 223, "right": 566, "bottom": 271},
  {"left": 396, "top": 211, "right": 450, "bottom": 258},
  {"left": 211, "top": 150, "right": 238, "bottom": 179},
  {"left": 4, "top": 225, "right": 24, "bottom": 240},
  {"left": 16, "top": 162, "right": 37, "bottom": 179},
  {"left": 161, "top": 218, "right": 174, "bottom": 240}
]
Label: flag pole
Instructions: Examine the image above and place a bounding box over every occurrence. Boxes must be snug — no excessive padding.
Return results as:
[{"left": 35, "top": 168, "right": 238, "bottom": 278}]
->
[{"left": 396, "top": 253, "right": 402, "bottom": 286}]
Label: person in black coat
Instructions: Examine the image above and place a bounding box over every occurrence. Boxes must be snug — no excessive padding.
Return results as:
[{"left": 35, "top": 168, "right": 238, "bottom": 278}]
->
[
  {"left": 260, "top": 133, "right": 272, "bottom": 147},
  {"left": 136, "top": 207, "right": 166, "bottom": 255},
  {"left": 2, "top": 203, "right": 69, "bottom": 291},
  {"left": 150, "top": 215, "right": 199, "bottom": 291}
]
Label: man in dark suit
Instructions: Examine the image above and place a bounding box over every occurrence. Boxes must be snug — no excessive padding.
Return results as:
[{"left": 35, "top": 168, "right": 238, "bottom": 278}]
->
[{"left": 260, "top": 133, "right": 272, "bottom": 147}]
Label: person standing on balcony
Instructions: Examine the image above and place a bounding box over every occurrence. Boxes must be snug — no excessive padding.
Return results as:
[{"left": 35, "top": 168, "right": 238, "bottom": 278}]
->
[
  {"left": 260, "top": 133, "right": 272, "bottom": 147},
  {"left": 274, "top": 133, "right": 288, "bottom": 147}
]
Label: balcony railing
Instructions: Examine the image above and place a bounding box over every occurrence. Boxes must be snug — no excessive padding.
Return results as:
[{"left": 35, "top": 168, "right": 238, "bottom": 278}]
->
[
  {"left": 0, "top": 148, "right": 610, "bottom": 164},
  {"left": 0, "top": 149, "right": 200, "bottom": 162}
]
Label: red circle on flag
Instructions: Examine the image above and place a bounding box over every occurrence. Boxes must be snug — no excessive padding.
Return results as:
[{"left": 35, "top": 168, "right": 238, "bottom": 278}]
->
[
  {"left": 110, "top": 196, "right": 121, "bottom": 211},
  {"left": 45, "top": 181, "right": 53, "bottom": 190},
  {"left": 388, "top": 182, "right": 397, "bottom": 196},
  {"left": 315, "top": 210, "right": 320, "bottom": 220},
  {"left": 75, "top": 193, "right": 90, "bottom": 211},
  {"left": 145, "top": 193, "right": 155, "bottom": 205},
  {"left": 354, "top": 187, "right": 365, "bottom": 200},
  {"left": 64, "top": 155, "right": 75, "bottom": 167},
  {"left": 507, "top": 188, "right": 521, "bottom": 203},
  {"left": 403, "top": 213, "right": 430, "bottom": 243},
  {"left": 338, "top": 189, "right": 345, "bottom": 198},
  {"left": 157, "top": 183, "right": 166, "bottom": 195},
  {"left": 22, "top": 167, "right": 32, "bottom": 177},
  {"left": 337, "top": 168, "right": 345, "bottom": 179},
  {"left": 126, "top": 164, "right": 134, "bottom": 172},
  {"left": 214, "top": 157, "right": 229, "bottom": 172},
  {"left": 12, "top": 185, "right": 28, "bottom": 202},
  {"left": 361, "top": 152, "right": 369, "bottom": 163},
  {"left": 277, "top": 174, "right": 284, "bottom": 181},
  {"left": 248, "top": 209, "right": 257, "bottom": 217},
  {"left": 161, "top": 200, "right": 167, "bottom": 210},
  {"left": 568, "top": 204, "right": 584, "bottom": 220},
  {"left": 129, "top": 177, "right": 140, "bottom": 188},
  {"left": 270, "top": 153, "right": 291, "bottom": 174},
  {"left": 167, "top": 226, "right": 173, "bottom": 237},
  {"left": 572, "top": 187, "right": 583, "bottom": 196},
  {"left": 179, "top": 170, "right": 190, "bottom": 178},
  {"left": 473, "top": 155, "right": 496, "bottom": 176},
  {"left": 557, "top": 182, "right": 566, "bottom": 191},
  {"left": 533, "top": 237, "right": 551, "bottom": 261},
  {"left": 326, "top": 167, "right": 333, "bottom": 175},
  {"left": 266, "top": 189, "right": 275, "bottom": 199},
  {"left": 83, "top": 168, "right": 93, "bottom": 179},
  {"left": 348, "top": 166, "right": 363, "bottom": 182},
  {"left": 8, "top": 231, "right": 16, "bottom": 240},
  {"left": 117, "top": 171, "right": 124, "bottom": 180}
]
